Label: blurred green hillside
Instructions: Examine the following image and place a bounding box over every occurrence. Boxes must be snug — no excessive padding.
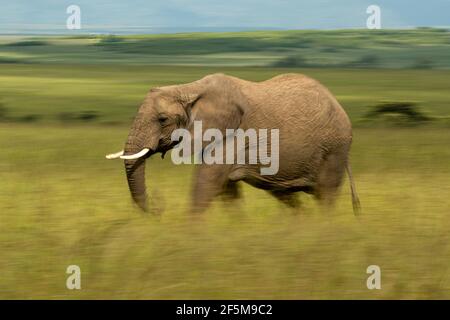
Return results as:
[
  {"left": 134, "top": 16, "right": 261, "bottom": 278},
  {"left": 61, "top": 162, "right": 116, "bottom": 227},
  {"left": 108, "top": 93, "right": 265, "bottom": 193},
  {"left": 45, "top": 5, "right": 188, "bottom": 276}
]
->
[
  {"left": 0, "top": 28, "right": 449, "bottom": 68},
  {"left": 1, "top": 28, "right": 449, "bottom": 127}
]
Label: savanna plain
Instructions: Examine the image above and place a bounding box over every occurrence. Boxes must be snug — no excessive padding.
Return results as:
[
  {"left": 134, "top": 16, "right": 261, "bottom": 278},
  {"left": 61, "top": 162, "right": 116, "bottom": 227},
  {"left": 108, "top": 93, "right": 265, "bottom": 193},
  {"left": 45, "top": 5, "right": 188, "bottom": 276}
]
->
[{"left": 1, "top": 30, "right": 450, "bottom": 299}]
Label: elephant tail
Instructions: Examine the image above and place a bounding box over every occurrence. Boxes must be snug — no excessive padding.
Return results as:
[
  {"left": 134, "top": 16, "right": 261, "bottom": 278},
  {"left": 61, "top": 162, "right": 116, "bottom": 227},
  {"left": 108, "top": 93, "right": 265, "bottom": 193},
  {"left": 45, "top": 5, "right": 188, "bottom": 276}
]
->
[{"left": 346, "top": 161, "right": 361, "bottom": 216}]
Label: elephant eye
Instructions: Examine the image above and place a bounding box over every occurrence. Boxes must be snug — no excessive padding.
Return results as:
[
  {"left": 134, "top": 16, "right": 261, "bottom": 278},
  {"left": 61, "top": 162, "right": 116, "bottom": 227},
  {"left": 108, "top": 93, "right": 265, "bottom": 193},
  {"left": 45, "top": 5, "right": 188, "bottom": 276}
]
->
[{"left": 158, "top": 115, "right": 169, "bottom": 125}]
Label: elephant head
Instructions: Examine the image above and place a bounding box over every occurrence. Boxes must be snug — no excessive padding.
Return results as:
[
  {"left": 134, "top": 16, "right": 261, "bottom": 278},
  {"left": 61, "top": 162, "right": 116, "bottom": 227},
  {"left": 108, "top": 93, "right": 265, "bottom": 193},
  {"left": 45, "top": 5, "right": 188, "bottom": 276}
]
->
[
  {"left": 105, "top": 75, "right": 245, "bottom": 212},
  {"left": 106, "top": 87, "right": 201, "bottom": 211}
]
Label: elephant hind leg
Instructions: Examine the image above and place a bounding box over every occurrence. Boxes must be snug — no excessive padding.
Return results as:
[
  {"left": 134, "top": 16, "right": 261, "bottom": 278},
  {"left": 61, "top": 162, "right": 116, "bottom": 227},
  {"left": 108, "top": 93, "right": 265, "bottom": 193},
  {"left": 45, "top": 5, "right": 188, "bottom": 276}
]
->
[
  {"left": 222, "top": 181, "right": 241, "bottom": 201},
  {"left": 221, "top": 181, "right": 245, "bottom": 216},
  {"left": 313, "top": 151, "right": 347, "bottom": 209},
  {"left": 269, "top": 190, "right": 300, "bottom": 209}
]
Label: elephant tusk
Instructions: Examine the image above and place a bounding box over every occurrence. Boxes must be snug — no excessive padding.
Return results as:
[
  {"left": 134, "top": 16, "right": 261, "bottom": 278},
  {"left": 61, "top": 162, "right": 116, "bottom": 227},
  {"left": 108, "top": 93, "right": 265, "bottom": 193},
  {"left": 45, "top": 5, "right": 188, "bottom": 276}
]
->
[
  {"left": 105, "top": 150, "right": 124, "bottom": 159},
  {"left": 120, "top": 148, "right": 150, "bottom": 160}
]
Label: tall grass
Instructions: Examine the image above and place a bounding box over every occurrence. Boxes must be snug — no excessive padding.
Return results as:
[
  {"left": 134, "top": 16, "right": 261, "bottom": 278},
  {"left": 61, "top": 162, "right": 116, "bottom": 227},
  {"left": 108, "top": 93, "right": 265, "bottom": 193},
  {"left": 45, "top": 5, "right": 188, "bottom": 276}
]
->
[{"left": 1, "top": 125, "right": 449, "bottom": 299}]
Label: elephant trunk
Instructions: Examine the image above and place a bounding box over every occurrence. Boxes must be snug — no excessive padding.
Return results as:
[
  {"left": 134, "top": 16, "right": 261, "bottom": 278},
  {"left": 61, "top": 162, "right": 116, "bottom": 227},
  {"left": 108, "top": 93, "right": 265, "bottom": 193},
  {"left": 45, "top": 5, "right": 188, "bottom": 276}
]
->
[
  {"left": 124, "top": 158, "right": 148, "bottom": 212},
  {"left": 123, "top": 113, "right": 158, "bottom": 212}
]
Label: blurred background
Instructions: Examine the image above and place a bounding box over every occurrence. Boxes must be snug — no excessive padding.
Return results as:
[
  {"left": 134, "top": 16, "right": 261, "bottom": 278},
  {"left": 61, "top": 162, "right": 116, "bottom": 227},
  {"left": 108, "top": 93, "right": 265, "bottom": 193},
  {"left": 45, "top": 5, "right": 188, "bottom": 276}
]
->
[{"left": 0, "top": 0, "right": 449, "bottom": 299}]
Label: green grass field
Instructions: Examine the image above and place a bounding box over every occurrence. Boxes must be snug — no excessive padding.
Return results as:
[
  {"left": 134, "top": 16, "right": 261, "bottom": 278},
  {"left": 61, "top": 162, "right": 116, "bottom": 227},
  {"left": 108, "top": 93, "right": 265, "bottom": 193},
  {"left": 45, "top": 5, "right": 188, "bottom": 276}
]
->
[
  {"left": 1, "top": 124, "right": 450, "bottom": 299},
  {"left": 1, "top": 64, "right": 449, "bottom": 124},
  {"left": 1, "top": 30, "right": 450, "bottom": 299}
]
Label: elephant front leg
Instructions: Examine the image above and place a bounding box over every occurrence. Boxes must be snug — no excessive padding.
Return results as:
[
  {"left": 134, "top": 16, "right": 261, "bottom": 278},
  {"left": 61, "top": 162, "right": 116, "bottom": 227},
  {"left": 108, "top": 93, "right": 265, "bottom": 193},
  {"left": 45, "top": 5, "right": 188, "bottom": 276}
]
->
[{"left": 190, "top": 163, "right": 233, "bottom": 214}]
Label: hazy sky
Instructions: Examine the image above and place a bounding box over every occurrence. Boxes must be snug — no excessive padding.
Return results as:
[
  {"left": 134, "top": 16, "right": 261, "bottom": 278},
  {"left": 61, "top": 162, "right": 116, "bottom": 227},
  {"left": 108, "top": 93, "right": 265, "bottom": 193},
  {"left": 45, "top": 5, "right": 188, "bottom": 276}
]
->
[{"left": 0, "top": 0, "right": 448, "bottom": 33}]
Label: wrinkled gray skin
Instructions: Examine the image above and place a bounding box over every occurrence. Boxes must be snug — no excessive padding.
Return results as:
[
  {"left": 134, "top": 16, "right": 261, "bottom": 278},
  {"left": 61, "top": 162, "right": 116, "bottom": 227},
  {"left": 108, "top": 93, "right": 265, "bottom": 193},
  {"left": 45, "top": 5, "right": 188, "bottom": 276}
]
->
[{"left": 121, "top": 73, "right": 360, "bottom": 214}]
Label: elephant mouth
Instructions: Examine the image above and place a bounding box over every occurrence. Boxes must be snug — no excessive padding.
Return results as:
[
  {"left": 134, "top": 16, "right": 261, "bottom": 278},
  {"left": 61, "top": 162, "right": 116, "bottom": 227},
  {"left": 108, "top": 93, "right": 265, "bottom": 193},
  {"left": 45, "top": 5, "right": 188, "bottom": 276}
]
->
[
  {"left": 157, "top": 139, "right": 182, "bottom": 159},
  {"left": 106, "top": 135, "right": 184, "bottom": 161},
  {"left": 166, "top": 139, "right": 182, "bottom": 151}
]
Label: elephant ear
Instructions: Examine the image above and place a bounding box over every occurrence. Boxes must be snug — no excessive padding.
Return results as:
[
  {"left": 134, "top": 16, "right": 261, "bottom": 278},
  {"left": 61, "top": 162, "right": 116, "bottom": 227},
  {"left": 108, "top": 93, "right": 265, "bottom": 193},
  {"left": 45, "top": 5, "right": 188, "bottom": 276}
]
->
[
  {"left": 177, "top": 78, "right": 244, "bottom": 134},
  {"left": 178, "top": 92, "right": 201, "bottom": 122},
  {"left": 180, "top": 93, "right": 201, "bottom": 109}
]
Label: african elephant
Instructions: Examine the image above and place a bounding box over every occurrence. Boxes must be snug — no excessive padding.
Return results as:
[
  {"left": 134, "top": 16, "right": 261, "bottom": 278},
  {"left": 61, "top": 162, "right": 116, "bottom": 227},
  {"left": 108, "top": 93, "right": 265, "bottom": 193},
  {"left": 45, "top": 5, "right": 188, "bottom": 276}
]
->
[{"left": 106, "top": 73, "right": 360, "bottom": 214}]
